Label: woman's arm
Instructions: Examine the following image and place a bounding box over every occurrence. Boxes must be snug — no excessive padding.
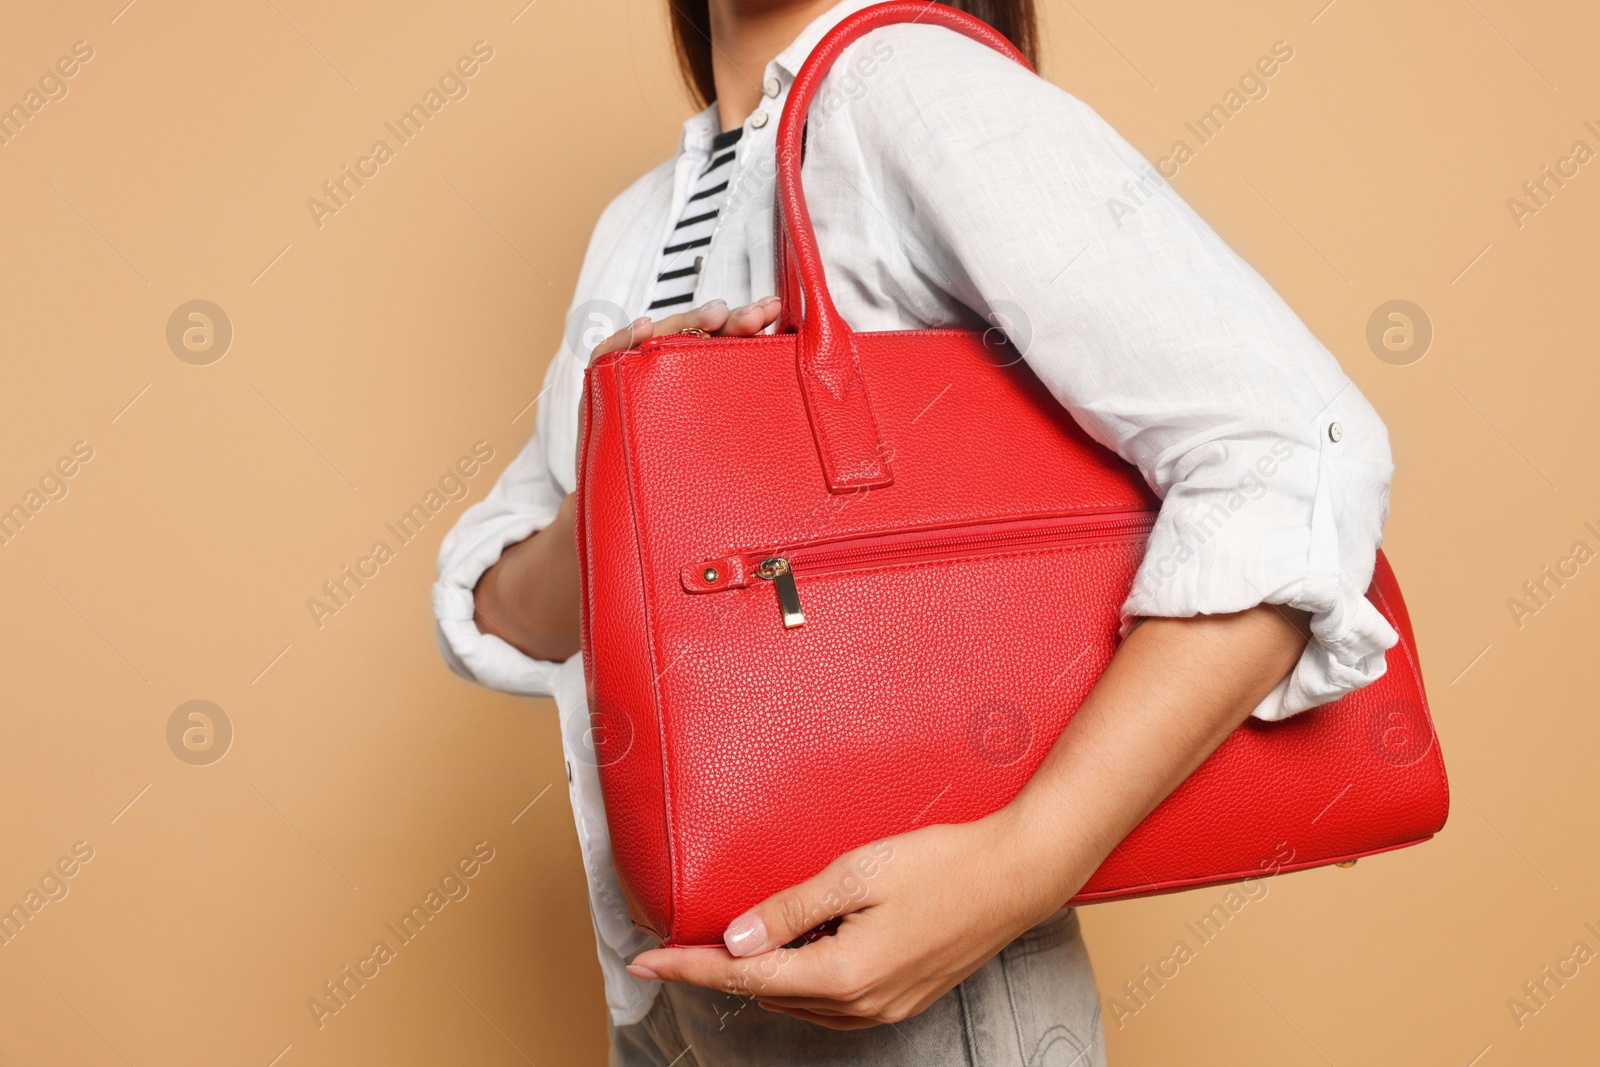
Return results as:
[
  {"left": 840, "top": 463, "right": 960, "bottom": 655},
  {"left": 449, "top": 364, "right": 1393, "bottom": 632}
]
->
[{"left": 628, "top": 602, "right": 1309, "bottom": 1028}]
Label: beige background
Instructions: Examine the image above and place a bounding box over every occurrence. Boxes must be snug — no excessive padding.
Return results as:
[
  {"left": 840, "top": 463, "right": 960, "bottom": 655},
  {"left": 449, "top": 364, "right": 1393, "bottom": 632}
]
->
[{"left": 1, "top": 0, "right": 1596, "bottom": 1063}]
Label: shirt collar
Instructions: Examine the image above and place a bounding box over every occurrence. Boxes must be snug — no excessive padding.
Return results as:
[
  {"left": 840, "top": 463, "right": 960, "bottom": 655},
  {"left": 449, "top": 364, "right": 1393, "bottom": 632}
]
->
[
  {"left": 679, "top": 104, "right": 720, "bottom": 155},
  {"left": 677, "top": 0, "right": 885, "bottom": 152}
]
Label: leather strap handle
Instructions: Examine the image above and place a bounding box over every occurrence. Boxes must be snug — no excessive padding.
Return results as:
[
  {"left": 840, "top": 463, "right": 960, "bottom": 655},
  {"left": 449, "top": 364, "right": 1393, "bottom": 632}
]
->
[{"left": 774, "top": 2, "right": 1033, "bottom": 491}]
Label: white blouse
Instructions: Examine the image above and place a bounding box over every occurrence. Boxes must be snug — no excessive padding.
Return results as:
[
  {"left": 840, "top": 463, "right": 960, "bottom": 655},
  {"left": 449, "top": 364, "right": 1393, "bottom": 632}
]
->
[{"left": 432, "top": 0, "right": 1397, "bottom": 1026}]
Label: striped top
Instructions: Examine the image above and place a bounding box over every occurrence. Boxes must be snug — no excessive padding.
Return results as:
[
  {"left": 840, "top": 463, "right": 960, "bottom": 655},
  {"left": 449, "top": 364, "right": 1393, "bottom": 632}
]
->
[{"left": 647, "top": 126, "right": 744, "bottom": 312}]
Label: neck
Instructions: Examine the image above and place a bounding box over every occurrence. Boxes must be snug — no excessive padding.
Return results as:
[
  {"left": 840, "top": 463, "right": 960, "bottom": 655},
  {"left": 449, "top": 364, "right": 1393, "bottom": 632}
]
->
[{"left": 708, "top": 0, "right": 839, "bottom": 131}]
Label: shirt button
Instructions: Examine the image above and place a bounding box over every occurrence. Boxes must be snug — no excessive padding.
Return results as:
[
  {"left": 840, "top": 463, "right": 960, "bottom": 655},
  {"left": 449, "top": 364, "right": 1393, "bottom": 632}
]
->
[
  {"left": 749, "top": 109, "right": 768, "bottom": 129},
  {"left": 763, "top": 77, "right": 781, "bottom": 98},
  {"left": 693, "top": 255, "right": 703, "bottom": 272},
  {"left": 1328, "top": 422, "right": 1343, "bottom": 443}
]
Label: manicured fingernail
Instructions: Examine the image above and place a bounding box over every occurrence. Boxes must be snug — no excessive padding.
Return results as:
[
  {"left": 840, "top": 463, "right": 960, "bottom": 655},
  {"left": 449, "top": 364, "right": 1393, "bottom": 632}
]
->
[
  {"left": 760, "top": 296, "right": 780, "bottom": 306},
  {"left": 723, "top": 913, "right": 767, "bottom": 957},
  {"left": 733, "top": 302, "right": 758, "bottom": 316},
  {"left": 626, "top": 964, "right": 659, "bottom": 980},
  {"left": 701, "top": 299, "right": 727, "bottom": 312},
  {"left": 630, "top": 316, "right": 651, "bottom": 331}
]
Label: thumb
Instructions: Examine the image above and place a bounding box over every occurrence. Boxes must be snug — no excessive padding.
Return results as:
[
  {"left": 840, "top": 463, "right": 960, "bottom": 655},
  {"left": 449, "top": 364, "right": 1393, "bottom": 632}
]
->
[{"left": 722, "top": 841, "right": 893, "bottom": 958}]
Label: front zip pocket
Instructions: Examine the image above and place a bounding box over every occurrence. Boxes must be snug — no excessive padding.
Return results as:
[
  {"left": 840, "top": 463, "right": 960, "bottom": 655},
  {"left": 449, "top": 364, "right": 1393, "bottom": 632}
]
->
[{"left": 683, "top": 512, "right": 1155, "bottom": 629}]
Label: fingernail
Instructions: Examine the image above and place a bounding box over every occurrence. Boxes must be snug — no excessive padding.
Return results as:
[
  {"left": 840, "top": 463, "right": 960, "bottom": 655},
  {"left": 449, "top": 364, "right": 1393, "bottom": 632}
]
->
[
  {"left": 733, "top": 302, "right": 758, "bottom": 316},
  {"left": 760, "top": 295, "right": 781, "bottom": 306},
  {"left": 702, "top": 299, "right": 727, "bottom": 312},
  {"left": 723, "top": 913, "right": 767, "bottom": 957},
  {"left": 626, "top": 964, "right": 659, "bottom": 980},
  {"left": 629, "top": 316, "right": 651, "bottom": 331}
]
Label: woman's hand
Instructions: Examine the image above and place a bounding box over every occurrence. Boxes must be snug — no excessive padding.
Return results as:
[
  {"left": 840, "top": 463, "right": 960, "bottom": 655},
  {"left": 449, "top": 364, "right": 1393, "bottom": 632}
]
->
[
  {"left": 474, "top": 297, "right": 781, "bottom": 663},
  {"left": 589, "top": 296, "right": 781, "bottom": 362},
  {"left": 628, "top": 809, "right": 1070, "bottom": 1030}
]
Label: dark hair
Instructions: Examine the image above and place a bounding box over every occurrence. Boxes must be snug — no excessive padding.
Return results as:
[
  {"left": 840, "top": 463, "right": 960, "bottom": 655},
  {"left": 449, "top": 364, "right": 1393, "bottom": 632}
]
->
[{"left": 667, "top": 1, "right": 1038, "bottom": 108}]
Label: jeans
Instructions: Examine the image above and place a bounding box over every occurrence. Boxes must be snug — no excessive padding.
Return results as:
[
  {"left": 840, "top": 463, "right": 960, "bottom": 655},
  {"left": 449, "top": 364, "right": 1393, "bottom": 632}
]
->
[{"left": 609, "top": 908, "right": 1105, "bottom": 1067}]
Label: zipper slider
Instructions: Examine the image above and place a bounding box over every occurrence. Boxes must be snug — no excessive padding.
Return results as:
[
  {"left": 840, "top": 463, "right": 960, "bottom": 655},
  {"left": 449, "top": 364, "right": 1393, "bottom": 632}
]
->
[{"left": 756, "top": 557, "right": 805, "bottom": 628}]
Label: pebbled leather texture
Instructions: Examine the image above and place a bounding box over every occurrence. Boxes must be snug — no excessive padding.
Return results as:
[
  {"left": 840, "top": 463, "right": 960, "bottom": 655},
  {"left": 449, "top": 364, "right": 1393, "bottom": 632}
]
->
[{"left": 577, "top": 3, "right": 1448, "bottom": 948}]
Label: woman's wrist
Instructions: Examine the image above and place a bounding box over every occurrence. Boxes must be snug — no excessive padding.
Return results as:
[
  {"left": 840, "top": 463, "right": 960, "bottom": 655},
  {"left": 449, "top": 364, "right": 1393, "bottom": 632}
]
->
[
  {"left": 472, "top": 494, "right": 582, "bottom": 661},
  {"left": 472, "top": 549, "right": 524, "bottom": 650},
  {"left": 977, "top": 794, "right": 1099, "bottom": 928}
]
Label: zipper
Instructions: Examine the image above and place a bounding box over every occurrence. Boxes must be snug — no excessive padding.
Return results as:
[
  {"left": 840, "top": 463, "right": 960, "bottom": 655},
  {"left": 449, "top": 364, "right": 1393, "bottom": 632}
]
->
[
  {"left": 637, "top": 327, "right": 713, "bottom": 352},
  {"left": 754, "top": 556, "right": 806, "bottom": 628},
  {"left": 735, "top": 512, "right": 1154, "bottom": 629}
]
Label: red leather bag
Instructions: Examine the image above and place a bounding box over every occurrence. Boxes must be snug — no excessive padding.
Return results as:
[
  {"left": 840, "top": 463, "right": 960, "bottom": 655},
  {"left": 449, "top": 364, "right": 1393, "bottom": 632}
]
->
[{"left": 577, "top": 2, "right": 1448, "bottom": 948}]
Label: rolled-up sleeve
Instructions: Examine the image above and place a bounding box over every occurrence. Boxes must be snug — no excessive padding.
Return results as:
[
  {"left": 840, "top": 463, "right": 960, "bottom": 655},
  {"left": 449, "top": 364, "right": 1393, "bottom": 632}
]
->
[
  {"left": 432, "top": 354, "right": 576, "bottom": 698},
  {"left": 831, "top": 26, "right": 1397, "bottom": 719}
]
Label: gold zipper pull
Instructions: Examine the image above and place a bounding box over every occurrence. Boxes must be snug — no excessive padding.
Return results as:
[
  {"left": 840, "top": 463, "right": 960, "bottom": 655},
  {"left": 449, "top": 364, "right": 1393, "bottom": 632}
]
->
[{"left": 756, "top": 557, "right": 805, "bottom": 628}]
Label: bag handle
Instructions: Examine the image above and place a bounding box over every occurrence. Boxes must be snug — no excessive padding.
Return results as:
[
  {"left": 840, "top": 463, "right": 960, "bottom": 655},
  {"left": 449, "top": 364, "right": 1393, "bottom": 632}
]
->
[{"left": 773, "top": 2, "right": 1033, "bottom": 492}]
